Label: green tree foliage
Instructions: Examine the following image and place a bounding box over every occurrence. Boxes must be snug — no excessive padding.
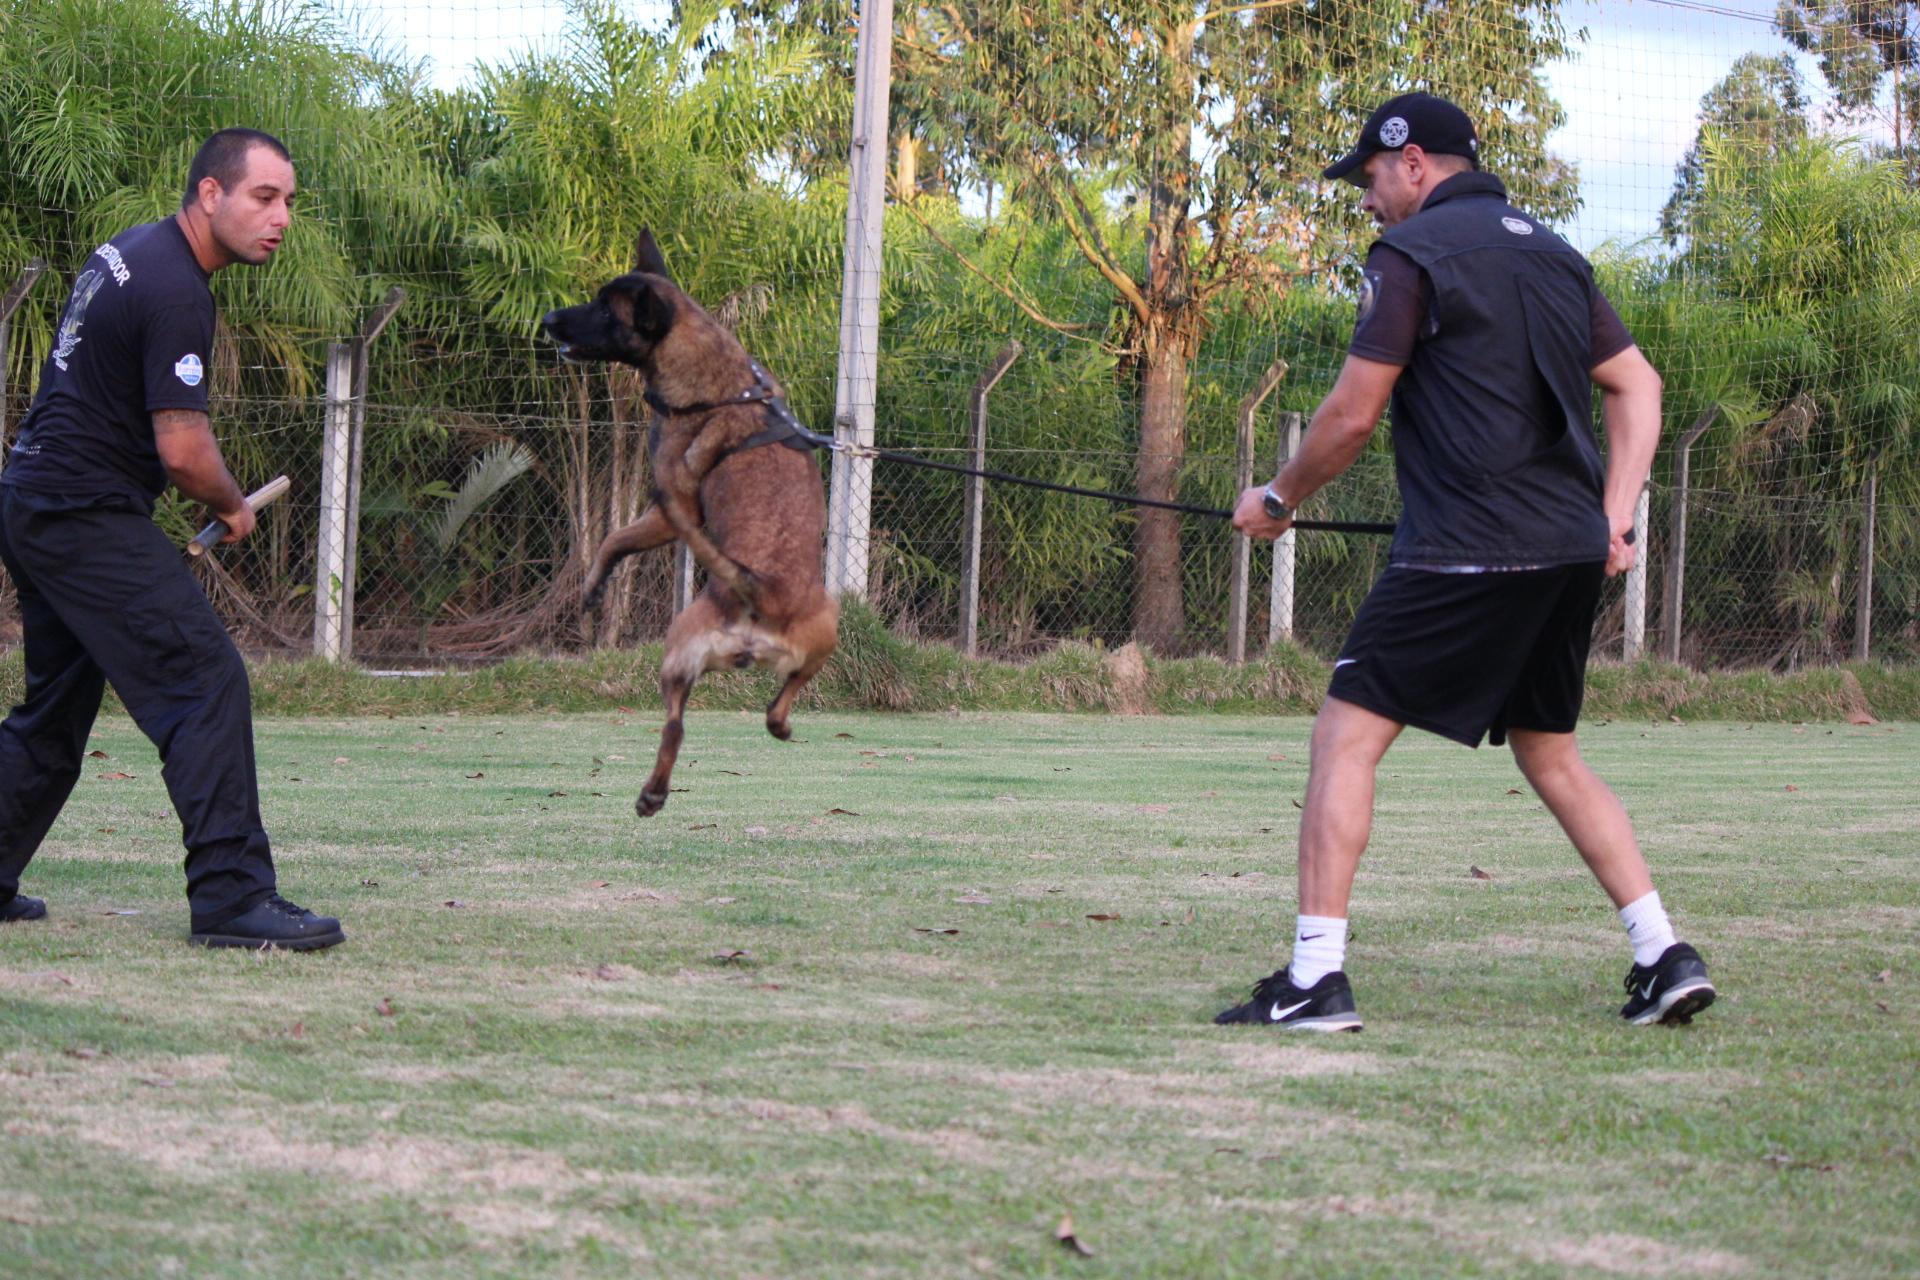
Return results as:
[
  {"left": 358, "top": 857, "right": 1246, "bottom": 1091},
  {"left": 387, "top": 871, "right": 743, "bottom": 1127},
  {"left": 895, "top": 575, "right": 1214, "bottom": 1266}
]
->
[
  {"left": 819, "top": 0, "right": 1579, "bottom": 651},
  {"left": 1622, "top": 135, "right": 1920, "bottom": 664},
  {"left": 1661, "top": 53, "right": 1810, "bottom": 244},
  {"left": 1778, "top": 1, "right": 1918, "bottom": 161}
]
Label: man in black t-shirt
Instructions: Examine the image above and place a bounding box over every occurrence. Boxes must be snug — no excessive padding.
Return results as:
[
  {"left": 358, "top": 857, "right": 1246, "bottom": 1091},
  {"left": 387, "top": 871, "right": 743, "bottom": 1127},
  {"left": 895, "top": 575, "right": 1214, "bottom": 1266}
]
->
[
  {"left": 0, "top": 128, "right": 343, "bottom": 949},
  {"left": 1214, "top": 95, "right": 1711, "bottom": 1031}
]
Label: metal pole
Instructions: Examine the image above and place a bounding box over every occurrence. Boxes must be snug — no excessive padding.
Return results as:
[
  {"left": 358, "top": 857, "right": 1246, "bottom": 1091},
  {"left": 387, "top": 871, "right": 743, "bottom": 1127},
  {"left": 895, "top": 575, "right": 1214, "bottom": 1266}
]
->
[
  {"left": 1230, "top": 359, "right": 1287, "bottom": 663},
  {"left": 314, "top": 342, "right": 354, "bottom": 662},
  {"left": 338, "top": 287, "right": 406, "bottom": 662},
  {"left": 1856, "top": 459, "right": 1878, "bottom": 662},
  {"left": 1624, "top": 483, "right": 1650, "bottom": 660},
  {"left": 0, "top": 259, "right": 49, "bottom": 476},
  {"left": 959, "top": 340, "right": 1021, "bottom": 657},
  {"left": 1268, "top": 412, "right": 1303, "bottom": 648},
  {"left": 672, "top": 543, "right": 695, "bottom": 615},
  {"left": 1662, "top": 407, "right": 1719, "bottom": 665},
  {"left": 825, "top": 0, "right": 894, "bottom": 599}
]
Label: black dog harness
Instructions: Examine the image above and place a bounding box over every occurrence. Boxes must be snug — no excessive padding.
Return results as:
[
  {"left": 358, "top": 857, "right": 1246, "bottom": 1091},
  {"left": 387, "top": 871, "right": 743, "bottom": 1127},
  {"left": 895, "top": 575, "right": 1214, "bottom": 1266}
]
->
[{"left": 642, "top": 360, "right": 834, "bottom": 461}]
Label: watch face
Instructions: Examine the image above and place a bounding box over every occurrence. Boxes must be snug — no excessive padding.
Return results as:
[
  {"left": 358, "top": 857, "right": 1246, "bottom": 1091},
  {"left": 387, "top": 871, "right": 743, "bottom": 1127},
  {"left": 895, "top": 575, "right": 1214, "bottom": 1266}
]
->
[{"left": 1263, "top": 491, "right": 1287, "bottom": 519}]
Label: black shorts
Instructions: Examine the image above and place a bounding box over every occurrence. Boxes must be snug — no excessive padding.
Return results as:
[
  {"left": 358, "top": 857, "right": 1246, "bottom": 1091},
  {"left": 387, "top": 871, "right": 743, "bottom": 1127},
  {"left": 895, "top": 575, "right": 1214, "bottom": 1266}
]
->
[{"left": 1327, "top": 562, "right": 1605, "bottom": 748}]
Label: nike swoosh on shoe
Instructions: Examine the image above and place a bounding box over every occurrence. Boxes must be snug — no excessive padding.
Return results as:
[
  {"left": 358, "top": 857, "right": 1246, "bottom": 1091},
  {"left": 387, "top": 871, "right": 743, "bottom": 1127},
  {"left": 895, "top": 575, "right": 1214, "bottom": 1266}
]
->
[{"left": 1269, "top": 999, "right": 1311, "bottom": 1021}]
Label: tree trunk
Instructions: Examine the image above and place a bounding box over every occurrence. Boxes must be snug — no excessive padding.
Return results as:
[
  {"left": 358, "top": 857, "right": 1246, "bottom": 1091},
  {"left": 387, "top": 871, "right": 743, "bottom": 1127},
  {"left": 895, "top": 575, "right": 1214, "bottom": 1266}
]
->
[
  {"left": 1133, "top": 332, "right": 1189, "bottom": 652},
  {"left": 1131, "top": 19, "right": 1197, "bottom": 654}
]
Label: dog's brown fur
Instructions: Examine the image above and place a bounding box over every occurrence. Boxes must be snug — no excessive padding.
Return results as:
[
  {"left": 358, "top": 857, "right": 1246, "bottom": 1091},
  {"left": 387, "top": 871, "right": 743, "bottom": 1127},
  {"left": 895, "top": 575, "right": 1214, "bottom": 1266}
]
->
[{"left": 542, "top": 230, "right": 837, "bottom": 817}]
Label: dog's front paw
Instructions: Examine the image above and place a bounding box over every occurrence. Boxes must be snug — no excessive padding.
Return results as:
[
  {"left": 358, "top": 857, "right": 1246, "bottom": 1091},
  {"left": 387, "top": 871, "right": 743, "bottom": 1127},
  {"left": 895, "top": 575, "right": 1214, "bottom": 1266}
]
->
[
  {"left": 581, "top": 577, "right": 607, "bottom": 614},
  {"left": 766, "top": 715, "right": 792, "bottom": 742},
  {"left": 635, "top": 788, "right": 668, "bottom": 818}
]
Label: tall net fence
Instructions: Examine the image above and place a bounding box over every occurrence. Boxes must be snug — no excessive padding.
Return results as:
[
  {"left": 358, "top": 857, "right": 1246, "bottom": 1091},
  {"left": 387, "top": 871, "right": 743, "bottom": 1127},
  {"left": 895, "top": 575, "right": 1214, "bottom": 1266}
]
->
[{"left": 1, "top": 0, "right": 1914, "bottom": 670}]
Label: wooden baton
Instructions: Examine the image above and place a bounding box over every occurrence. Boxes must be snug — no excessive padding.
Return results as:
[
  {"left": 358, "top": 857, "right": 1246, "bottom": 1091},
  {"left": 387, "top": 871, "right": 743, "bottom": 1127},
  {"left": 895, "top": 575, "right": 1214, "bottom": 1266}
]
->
[{"left": 186, "top": 474, "right": 291, "bottom": 557}]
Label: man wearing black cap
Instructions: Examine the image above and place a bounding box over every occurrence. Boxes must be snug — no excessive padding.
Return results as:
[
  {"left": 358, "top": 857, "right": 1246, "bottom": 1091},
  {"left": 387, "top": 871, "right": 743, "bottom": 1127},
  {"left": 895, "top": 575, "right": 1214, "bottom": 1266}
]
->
[{"left": 1214, "top": 93, "right": 1713, "bottom": 1032}]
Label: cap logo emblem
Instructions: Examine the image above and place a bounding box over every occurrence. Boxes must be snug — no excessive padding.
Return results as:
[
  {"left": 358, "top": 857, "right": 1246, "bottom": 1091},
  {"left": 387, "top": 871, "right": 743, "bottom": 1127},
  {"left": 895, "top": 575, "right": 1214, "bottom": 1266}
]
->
[
  {"left": 1502, "top": 217, "right": 1534, "bottom": 236},
  {"left": 1379, "top": 117, "right": 1410, "bottom": 147}
]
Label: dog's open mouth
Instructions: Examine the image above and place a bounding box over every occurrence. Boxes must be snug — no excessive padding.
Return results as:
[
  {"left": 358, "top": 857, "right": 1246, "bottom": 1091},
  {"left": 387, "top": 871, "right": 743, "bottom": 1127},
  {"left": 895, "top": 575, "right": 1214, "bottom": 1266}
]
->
[{"left": 548, "top": 339, "right": 585, "bottom": 364}]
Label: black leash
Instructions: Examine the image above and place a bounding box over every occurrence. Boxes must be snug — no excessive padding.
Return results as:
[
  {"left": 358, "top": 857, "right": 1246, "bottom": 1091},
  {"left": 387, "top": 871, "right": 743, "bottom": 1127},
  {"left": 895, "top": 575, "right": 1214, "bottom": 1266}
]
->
[{"left": 653, "top": 362, "right": 1397, "bottom": 536}]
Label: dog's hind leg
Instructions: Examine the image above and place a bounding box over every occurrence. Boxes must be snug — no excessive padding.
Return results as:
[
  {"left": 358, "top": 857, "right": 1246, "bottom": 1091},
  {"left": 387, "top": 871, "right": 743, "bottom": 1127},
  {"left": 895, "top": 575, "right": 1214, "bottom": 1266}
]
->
[
  {"left": 764, "top": 600, "right": 840, "bottom": 741},
  {"left": 583, "top": 505, "right": 678, "bottom": 611},
  {"left": 636, "top": 593, "right": 723, "bottom": 817}
]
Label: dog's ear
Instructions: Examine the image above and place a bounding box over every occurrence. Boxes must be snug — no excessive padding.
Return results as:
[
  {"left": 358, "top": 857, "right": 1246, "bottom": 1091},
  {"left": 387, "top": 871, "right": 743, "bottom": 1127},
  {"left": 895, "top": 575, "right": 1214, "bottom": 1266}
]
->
[
  {"left": 626, "top": 276, "right": 676, "bottom": 342},
  {"left": 633, "top": 227, "right": 674, "bottom": 283}
]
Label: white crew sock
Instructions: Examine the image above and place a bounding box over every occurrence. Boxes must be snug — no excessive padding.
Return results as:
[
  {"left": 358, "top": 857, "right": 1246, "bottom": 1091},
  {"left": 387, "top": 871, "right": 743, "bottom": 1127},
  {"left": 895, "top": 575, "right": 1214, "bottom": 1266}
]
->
[
  {"left": 1287, "top": 915, "right": 1349, "bottom": 988},
  {"left": 1619, "top": 890, "right": 1677, "bottom": 968}
]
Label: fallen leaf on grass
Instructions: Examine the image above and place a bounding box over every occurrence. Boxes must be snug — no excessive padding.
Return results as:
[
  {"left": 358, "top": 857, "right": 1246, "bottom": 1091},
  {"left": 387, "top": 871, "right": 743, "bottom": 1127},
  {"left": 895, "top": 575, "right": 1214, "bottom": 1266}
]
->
[
  {"left": 1086, "top": 913, "right": 1121, "bottom": 922},
  {"left": 709, "top": 896, "right": 737, "bottom": 906},
  {"left": 1290, "top": 798, "right": 1303, "bottom": 809},
  {"left": 547, "top": 790, "right": 569, "bottom": 798},
  {"left": 1506, "top": 788, "right": 1524, "bottom": 795},
  {"left": 718, "top": 770, "right": 747, "bottom": 777},
  {"left": 688, "top": 823, "right": 717, "bottom": 831},
  {"left": 103, "top": 908, "right": 142, "bottom": 916},
  {"left": 96, "top": 827, "right": 116, "bottom": 834},
  {"left": 913, "top": 927, "right": 960, "bottom": 935},
  {"left": 87, "top": 750, "right": 108, "bottom": 759},
  {"left": 751, "top": 982, "right": 783, "bottom": 991},
  {"left": 1784, "top": 784, "right": 1799, "bottom": 792},
  {"left": 442, "top": 899, "right": 466, "bottom": 909},
  {"left": 98, "top": 772, "right": 135, "bottom": 781},
  {"left": 1469, "top": 866, "right": 1494, "bottom": 881},
  {"left": 1762, "top": 1153, "right": 1837, "bottom": 1172},
  {"left": 593, "top": 964, "right": 622, "bottom": 981},
  {"left": 1054, "top": 1214, "right": 1094, "bottom": 1257},
  {"left": 709, "top": 949, "right": 752, "bottom": 963},
  {"left": 1266, "top": 754, "right": 1288, "bottom": 761},
  {"left": 375, "top": 998, "right": 396, "bottom": 1016},
  {"left": 1873, "top": 969, "right": 1891, "bottom": 984},
  {"left": 360, "top": 879, "right": 379, "bottom": 887},
  {"left": 288, "top": 1022, "right": 305, "bottom": 1039},
  {"left": 827, "top": 808, "right": 861, "bottom": 816},
  {"left": 955, "top": 894, "right": 992, "bottom": 905},
  {"left": 834, "top": 732, "right": 854, "bottom": 739},
  {"left": 589, "top": 880, "right": 611, "bottom": 889},
  {"left": 465, "top": 772, "right": 484, "bottom": 779},
  {"left": 744, "top": 826, "right": 769, "bottom": 836},
  {"left": 1873, "top": 1001, "right": 1891, "bottom": 1014},
  {"left": 29, "top": 971, "right": 75, "bottom": 986},
  {"left": 64, "top": 1047, "right": 102, "bottom": 1061}
]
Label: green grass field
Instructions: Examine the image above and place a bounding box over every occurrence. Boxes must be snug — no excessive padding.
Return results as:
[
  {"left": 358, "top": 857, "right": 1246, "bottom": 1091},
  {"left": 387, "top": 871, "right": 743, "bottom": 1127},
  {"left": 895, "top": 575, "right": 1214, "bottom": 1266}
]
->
[{"left": 2, "top": 711, "right": 1915, "bottom": 1278}]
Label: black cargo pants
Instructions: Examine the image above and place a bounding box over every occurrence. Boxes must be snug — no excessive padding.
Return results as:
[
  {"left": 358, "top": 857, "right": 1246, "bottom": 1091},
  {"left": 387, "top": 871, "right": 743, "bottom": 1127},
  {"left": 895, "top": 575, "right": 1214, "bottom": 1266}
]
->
[{"left": 0, "top": 486, "right": 276, "bottom": 928}]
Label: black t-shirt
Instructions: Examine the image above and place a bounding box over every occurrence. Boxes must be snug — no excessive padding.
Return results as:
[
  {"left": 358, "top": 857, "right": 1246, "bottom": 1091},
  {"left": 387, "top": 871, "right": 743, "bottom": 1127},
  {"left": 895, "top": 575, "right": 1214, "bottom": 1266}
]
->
[
  {"left": 4, "top": 217, "right": 214, "bottom": 509},
  {"left": 1348, "top": 242, "right": 1633, "bottom": 369}
]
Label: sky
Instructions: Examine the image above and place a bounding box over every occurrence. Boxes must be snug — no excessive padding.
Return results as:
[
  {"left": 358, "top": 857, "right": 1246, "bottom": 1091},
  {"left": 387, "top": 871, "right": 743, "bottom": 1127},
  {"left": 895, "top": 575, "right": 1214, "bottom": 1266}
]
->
[{"left": 338, "top": 0, "right": 1899, "bottom": 253}]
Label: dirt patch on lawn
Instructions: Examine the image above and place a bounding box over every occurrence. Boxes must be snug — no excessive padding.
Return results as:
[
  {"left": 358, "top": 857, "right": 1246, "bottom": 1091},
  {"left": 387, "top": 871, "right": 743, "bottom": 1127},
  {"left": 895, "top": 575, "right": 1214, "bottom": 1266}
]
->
[{"left": 1527, "top": 1232, "right": 1749, "bottom": 1276}]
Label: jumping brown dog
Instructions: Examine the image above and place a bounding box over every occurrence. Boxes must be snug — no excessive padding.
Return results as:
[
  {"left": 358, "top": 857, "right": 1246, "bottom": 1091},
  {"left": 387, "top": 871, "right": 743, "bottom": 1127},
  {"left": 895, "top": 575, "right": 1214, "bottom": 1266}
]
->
[{"left": 542, "top": 230, "right": 838, "bottom": 817}]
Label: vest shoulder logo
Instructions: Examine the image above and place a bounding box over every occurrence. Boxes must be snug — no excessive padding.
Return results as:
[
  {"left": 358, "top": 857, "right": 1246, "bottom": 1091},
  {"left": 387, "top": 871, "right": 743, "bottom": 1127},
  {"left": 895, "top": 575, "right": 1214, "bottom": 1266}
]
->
[
  {"left": 1378, "top": 116, "right": 1410, "bottom": 148},
  {"left": 1501, "top": 217, "right": 1534, "bottom": 236},
  {"left": 174, "top": 353, "right": 204, "bottom": 386}
]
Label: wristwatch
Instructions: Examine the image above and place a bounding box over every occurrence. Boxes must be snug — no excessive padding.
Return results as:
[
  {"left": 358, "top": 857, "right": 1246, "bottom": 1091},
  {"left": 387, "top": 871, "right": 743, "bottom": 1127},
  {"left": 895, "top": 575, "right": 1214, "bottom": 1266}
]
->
[{"left": 1262, "top": 484, "right": 1292, "bottom": 522}]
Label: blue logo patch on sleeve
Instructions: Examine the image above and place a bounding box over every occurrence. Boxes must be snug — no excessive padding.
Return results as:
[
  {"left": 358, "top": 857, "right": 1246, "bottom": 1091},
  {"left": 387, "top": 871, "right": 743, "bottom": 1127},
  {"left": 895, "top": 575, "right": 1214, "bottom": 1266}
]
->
[{"left": 174, "top": 353, "right": 204, "bottom": 386}]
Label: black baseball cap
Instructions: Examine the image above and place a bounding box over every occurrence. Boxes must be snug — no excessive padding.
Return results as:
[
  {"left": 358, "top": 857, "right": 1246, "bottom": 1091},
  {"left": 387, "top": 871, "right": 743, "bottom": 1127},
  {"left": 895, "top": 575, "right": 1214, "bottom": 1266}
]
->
[{"left": 1322, "top": 92, "right": 1480, "bottom": 184}]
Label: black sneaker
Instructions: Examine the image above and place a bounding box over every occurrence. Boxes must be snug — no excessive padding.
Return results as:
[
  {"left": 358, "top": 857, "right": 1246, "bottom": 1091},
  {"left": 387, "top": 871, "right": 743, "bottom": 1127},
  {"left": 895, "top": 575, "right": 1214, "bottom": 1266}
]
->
[
  {"left": 1, "top": 894, "right": 47, "bottom": 923},
  {"left": 1214, "top": 968, "right": 1363, "bottom": 1031},
  {"left": 190, "top": 894, "right": 345, "bottom": 952},
  {"left": 1620, "top": 941, "right": 1715, "bottom": 1025}
]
